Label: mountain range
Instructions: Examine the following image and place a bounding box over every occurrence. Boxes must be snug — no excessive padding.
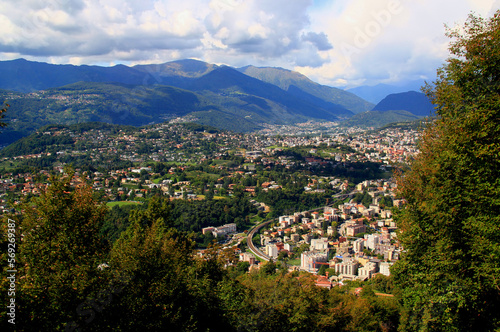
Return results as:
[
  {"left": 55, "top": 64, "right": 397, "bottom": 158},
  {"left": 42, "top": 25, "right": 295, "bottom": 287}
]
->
[
  {"left": 344, "top": 91, "right": 435, "bottom": 127},
  {"left": 347, "top": 80, "right": 429, "bottom": 104},
  {"left": 0, "top": 58, "right": 432, "bottom": 144}
]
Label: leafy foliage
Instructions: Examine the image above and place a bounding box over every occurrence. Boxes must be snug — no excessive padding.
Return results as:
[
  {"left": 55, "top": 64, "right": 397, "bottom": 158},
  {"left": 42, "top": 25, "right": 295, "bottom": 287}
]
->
[
  {"left": 392, "top": 11, "right": 500, "bottom": 331},
  {"left": 0, "top": 171, "right": 109, "bottom": 330},
  {"left": 0, "top": 101, "right": 8, "bottom": 128}
]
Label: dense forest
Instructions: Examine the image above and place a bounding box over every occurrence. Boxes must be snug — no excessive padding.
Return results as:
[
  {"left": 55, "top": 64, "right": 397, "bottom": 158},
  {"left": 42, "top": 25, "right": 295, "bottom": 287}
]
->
[{"left": 392, "top": 12, "right": 500, "bottom": 331}]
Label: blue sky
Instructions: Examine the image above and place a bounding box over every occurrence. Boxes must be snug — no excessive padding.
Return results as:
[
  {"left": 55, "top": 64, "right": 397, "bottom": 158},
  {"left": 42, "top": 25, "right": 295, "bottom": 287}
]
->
[{"left": 0, "top": 0, "right": 498, "bottom": 87}]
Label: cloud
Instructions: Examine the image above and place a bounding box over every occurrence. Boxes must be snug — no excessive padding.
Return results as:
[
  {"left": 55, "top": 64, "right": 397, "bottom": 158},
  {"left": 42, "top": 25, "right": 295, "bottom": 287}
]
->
[
  {"left": 0, "top": 0, "right": 496, "bottom": 87},
  {"left": 298, "top": 0, "right": 497, "bottom": 87},
  {"left": 301, "top": 32, "right": 333, "bottom": 51}
]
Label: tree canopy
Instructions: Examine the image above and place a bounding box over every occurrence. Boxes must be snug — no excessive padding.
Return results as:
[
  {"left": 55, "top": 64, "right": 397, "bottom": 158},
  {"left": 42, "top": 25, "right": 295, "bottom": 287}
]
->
[
  {"left": 392, "top": 11, "right": 500, "bottom": 331},
  {"left": 1, "top": 171, "right": 109, "bottom": 330},
  {"left": 0, "top": 102, "right": 8, "bottom": 128}
]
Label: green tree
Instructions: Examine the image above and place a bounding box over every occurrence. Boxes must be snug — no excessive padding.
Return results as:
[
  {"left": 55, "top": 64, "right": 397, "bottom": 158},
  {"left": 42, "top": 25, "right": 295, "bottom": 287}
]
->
[
  {"left": 0, "top": 102, "right": 8, "bottom": 128},
  {"left": 105, "top": 200, "right": 232, "bottom": 331},
  {"left": 392, "top": 11, "right": 500, "bottom": 332},
  {"left": 2, "top": 171, "right": 109, "bottom": 330},
  {"left": 260, "top": 260, "right": 277, "bottom": 276}
]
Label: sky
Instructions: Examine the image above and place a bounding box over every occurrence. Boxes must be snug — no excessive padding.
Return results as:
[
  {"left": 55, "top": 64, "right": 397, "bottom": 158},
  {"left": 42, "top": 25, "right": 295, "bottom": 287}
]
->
[{"left": 0, "top": 0, "right": 498, "bottom": 88}]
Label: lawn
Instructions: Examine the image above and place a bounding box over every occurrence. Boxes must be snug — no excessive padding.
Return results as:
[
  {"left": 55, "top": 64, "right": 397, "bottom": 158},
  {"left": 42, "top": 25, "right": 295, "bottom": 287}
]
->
[{"left": 107, "top": 201, "right": 143, "bottom": 208}]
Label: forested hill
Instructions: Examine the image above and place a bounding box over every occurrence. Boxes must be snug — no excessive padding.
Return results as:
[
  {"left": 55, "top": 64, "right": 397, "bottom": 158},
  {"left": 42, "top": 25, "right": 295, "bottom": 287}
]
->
[
  {"left": 0, "top": 82, "right": 207, "bottom": 144},
  {"left": 371, "top": 91, "right": 434, "bottom": 117},
  {"left": 339, "top": 91, "right": 434, "bottom": 128},
  {"left": 0, "top": 58, "right": 374, "bottom": 145}
]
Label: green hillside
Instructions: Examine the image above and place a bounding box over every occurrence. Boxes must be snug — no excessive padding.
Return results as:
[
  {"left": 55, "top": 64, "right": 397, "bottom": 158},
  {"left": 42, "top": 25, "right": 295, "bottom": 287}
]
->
[
  {"left": 239, "top": 65, "right": 373, "bottom": 114},
  {"left": 341, "top": 110, "right": 421, "bottom": 128}
]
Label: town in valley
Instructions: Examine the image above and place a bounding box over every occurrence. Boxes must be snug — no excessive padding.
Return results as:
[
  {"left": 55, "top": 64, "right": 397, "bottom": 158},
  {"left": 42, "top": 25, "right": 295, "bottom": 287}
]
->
[{"left": 0, "top": 118, "right": 420, "bottom": 289}]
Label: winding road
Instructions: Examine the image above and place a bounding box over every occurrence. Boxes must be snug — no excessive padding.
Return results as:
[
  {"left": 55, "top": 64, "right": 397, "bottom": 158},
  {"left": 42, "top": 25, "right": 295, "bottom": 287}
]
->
[{"left": 246, "top": 192, "right": 353, "bottom": 262}]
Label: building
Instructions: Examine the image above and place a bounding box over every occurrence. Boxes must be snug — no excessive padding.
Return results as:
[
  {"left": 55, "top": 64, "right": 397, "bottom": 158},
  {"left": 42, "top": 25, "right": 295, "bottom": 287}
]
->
[
  {"left": 340, "top": 219, "right": 366, "bottom": 237},
  {"left": 266, "top": 244, "right": 279, "bottom": 258},
  {"left": 300, "top": 251, "right": 328, "bottom": 273},
  {"left": 239, "top": 252, "right": 256, "bottom": 265},
  {"left": 353, "top": 238, "right": 365, "bottom": 253},
  {"left": 365, "top": 234, "right": 380, "bottom": 250},
  {"left": 315, "top": 274, "right": 332, "bottom": 289},
  {"left": 284, "top": 243, "right": 295, "bottom": 252},
  {"left": 358, "top": 261, "right": 378, "bottom": 280},
  {"left": 310, "top": 238, "right": 329, "bottom": 251},
  {"left": 201, "top": 223, "right": 237, "bottom": 237},
  {"left": 333, "top": 257, "right": 359, "bottom": 276},
  {"left": 379, "top": 261, "right": 394, "bottom": 276}
]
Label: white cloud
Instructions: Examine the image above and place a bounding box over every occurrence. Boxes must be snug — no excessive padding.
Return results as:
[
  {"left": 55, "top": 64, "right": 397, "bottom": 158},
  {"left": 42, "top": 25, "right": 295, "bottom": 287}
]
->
[
  {"left": 299, "top": 0, "right": 498, "bottom": 87},
  {"left": 0, "top": 0, "right": 497, "bottom": 87}
]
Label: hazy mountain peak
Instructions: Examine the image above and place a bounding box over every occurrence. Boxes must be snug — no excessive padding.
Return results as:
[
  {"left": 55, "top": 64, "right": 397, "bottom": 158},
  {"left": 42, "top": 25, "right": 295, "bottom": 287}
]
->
[
  {"left": 238, "top": 65, "right": 373, "bottom": 114},
  {"left": 372, "top": 91, "right": 434, "bottom": 117},
  {"left": 237, "top": 65, "right": 313, "bottom": 91},
  {"left": 134, "top": 59, "right": 217, "bottom": 78}
]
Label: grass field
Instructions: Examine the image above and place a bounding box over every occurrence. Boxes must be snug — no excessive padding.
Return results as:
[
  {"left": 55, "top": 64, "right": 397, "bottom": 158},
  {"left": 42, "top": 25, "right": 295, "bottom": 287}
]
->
[{"left": 107, "top": 201, "right": 143, "bottom": 208}]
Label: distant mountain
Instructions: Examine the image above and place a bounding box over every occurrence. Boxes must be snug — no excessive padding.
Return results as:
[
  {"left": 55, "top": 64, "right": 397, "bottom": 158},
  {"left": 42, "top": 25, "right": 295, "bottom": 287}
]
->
[
  {"left": 134, "top": 59, "right": 218, "bottom": 79},
  {"left": 238, "top": 66, "right": 373, "bottom": 114},
  {"left": 0, "top": 77, "right": 352, "bottom": 144},
  {"left": 0, "top": 59, "right": 369, "bottom": 116},
  {"left": 341, "top": 91, "right": 435, "bottom": 128},
  {"left": 372, "top": 91, "right": 435, "bottom": 117},
  {"left": 0, "top": 82, "right": 207, "bottom": 144},
  {"left": 0, "top": 58, "right": 377, "bottom": 144},
  {"left": 0, "top": 58, "right": 148, "bottom": 93},
  {"left": 342, "top": 110, "right": 421, "bottom": 128},
  {"left": 347, "top": 80, "right": 427, "bottom": 104}
]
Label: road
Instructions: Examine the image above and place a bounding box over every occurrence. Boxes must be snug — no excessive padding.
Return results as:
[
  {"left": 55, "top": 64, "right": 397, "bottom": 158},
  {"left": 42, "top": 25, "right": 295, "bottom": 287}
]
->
[{"left": 246, "top": 192, "right": 354, "bottom": 262}]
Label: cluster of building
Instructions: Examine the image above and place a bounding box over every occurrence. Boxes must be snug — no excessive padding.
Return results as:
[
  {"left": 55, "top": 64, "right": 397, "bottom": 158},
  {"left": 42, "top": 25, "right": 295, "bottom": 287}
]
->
[
  {"left": 239, "top": 179, "right": 401, "bottom": 284},
  {"left": 202, "top": 223, "right": 237, "bottom": 238}
]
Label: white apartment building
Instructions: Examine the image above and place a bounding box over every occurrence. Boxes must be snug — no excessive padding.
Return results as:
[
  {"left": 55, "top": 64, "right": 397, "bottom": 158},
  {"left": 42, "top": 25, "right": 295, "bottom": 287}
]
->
[
  {"left": 365, "top": 234, "right": 380, "bottom": 250},
  {"left": 301, "top": 251, "right": 328, "bottom": 273},
  {"left": 379, "top": 261, "right": 394, "bottom": 276},
  {"left": 333, "top": 257, "right": 359, "bottom": 276},
  {"left": 310, "top": 238, "right": 329, "bottom": 251},
  {"left": 266, "top": 244, "right": 279, "bottom": 258},
  {"left": 353, "top": 238, "right": 365, "bottom": 253},
  {"left": 358, "top": 261, "right": 378, "bottom": 280}
]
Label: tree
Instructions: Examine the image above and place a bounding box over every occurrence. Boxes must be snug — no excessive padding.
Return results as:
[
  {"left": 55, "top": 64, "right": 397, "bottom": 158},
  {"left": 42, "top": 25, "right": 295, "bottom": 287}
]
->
[
  {"left": 260, "top": 260, "right": 277, "bottom": 276},
  {"left": 0, "top": 102, "right": 8, "bottom": 128},
  {"left": 2, "top": 170, "right": 109, "bottom": 330},
  {"left": 105, "top": 200, "right": 232, "bottom": 331},
  {"left": 392, "top": 11, "right": 500, "bottom": 332}
]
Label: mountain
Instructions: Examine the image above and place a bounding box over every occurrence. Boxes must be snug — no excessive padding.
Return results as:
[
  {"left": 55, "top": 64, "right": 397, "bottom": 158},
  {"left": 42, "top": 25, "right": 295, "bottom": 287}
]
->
[
  {"left": 342, "top": 110, "right": 421, "bottom": 128},
  {"left": 340, "top": 91, "right": 435, "bottom": 128},
  {"left": 0, "top": 76, "right": 351, "bottom": 144},
  {"left": 0, "top": 58, "right": 377, "bottom": 144},
  {"left": 372, "top": 91, "right": 435, "bottom": 117},
  {"left": 134, "top": 59, "right": 218, "bottom": 79},
  {"left": 0, "top": 82, "right": 209, "bottom": 144},
  {"left": 0, "top": 58, "right": 148, "bottom": 93},
  {"left": 238, "top": 65, "right": 373, "bottom": 114},
  {"left": 347, "top": 80, "right": 427, "bottom": 104},
  {"left": 0, "top": 59, "right": 370, "bottom": 116}
]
